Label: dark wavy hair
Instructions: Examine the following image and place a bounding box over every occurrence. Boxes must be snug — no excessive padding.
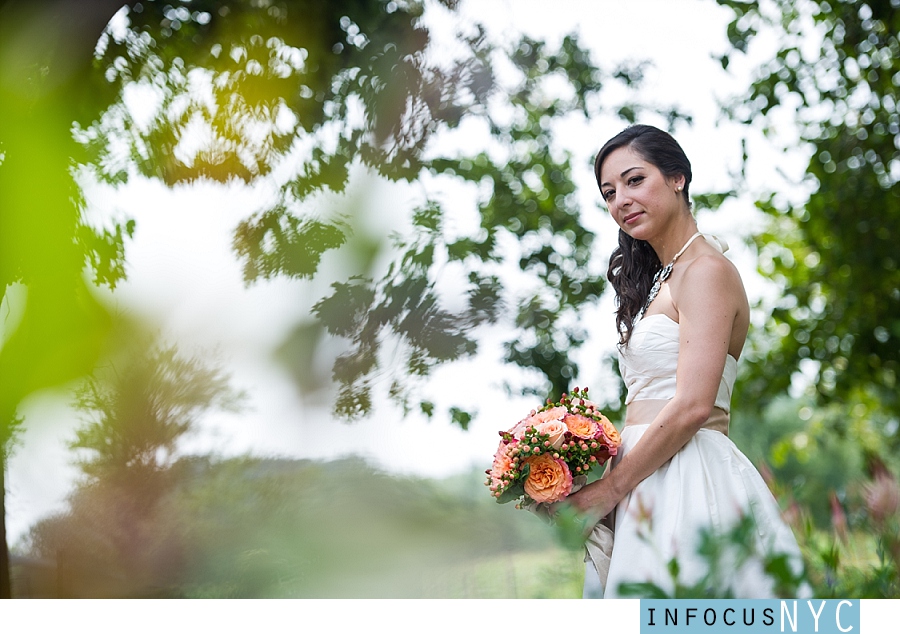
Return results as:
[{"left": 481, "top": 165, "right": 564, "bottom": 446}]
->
[{"left": 594, "top": 125, "right": 693, "bottom": 345}]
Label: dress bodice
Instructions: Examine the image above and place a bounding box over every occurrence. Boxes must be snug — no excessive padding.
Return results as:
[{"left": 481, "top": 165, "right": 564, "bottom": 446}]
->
[{"left": 618, "top": 313, "right": 737, "bottom": 413}]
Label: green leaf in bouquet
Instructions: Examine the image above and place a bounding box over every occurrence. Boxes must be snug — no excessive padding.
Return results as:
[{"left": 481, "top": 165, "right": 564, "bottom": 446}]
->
[{"left": 496, "top": 481, "right": 525, "bottom": 504}]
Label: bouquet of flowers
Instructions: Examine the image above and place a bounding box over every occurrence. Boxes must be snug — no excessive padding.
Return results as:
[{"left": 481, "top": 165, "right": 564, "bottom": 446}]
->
[{"left": 486, "top": 387, "right": 621, "bottom": 507}]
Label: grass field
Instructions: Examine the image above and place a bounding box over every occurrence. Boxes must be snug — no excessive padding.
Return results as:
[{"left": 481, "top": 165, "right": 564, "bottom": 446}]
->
[{"left": 420, "top": 548, "right": 585, "bottom": 599}]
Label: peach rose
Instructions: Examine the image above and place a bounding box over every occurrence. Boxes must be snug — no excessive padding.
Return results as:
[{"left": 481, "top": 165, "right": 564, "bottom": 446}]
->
[
  {"left": 597, "top": 414, "right": 621, "bottom": 447},
  {"left": 534, "top": 420, "right": 567, "bottom": 449},
  {"left": 490, "top": 441, "right": 516, "bottom": 488},
  {"left": 523, "top": 453, "right": 573, "bottom": 503},
  {"left": 563, "top": 413, "right": 600, "bottom": 439}
]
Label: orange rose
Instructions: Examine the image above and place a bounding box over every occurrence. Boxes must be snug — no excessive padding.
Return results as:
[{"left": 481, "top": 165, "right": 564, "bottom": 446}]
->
[
  {"left": 523, "top": 453, "right": 573, "bottom": 503},
  {"left": 563, "top": 413, "right": 600, "bottom": 439},
  {"left": 597, "top": 414, "right": 621, "bottom": 447}
]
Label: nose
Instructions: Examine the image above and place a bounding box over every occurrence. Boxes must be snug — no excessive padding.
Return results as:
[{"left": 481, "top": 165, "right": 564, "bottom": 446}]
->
[{"left": 614, "top": 186, "right": 632, "bottom": 209}]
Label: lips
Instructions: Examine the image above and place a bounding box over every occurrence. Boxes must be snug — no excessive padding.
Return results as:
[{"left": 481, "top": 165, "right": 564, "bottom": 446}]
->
[{"left": 623, "top": 211, "right": 643, "bottom": 224}]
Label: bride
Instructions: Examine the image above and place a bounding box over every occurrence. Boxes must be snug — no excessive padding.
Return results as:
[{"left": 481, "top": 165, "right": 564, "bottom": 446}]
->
[{"left": 568, "top": 124, "right": 806, "bottom": 598}]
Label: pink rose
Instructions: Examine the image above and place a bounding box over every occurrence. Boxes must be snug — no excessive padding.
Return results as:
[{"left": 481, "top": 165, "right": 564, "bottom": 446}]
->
[
  {"left": 507, "top": 419, "right": 531, "bottom": 440},
  {"left": 523, "top": 453, "right": 573, "bottom": 503},
  {"left": 490, "top": 441, "right": 516, "bottom": 488},
  {"left": 534, "top": 420, "right": 567, "bottom": 449},
  {"left": 508, "top": 406, "right": 567, "bottom": 439},
  {"left": 534, "top": 406, "right": 567, "bottom": 424}
]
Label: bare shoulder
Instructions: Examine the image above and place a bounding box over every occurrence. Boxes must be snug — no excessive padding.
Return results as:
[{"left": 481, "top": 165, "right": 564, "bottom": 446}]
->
[
  {"left": 675, "top": 252, "right": 749, "bottom": 315},
  {"left": 683, "top": 252, "right": 743, "bottom": 285},
  {"left": 674, "top": 251, "right": 750, "bottom": 358}
]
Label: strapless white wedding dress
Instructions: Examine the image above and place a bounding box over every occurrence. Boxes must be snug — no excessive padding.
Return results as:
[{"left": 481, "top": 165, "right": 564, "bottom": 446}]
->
[{"left": 584, "top": 313, "right": 806, "bottom": 598}]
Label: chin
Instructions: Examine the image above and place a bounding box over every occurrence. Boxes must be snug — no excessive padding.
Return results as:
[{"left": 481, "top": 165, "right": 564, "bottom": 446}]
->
[{"left": 622, "top": 226, "right": 651, "bottom": 242}]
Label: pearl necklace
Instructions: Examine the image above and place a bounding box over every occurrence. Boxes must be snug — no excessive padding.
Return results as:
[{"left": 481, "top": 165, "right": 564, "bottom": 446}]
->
[{"left": 639, "top": 231, "right": 703, "bottom": 318}]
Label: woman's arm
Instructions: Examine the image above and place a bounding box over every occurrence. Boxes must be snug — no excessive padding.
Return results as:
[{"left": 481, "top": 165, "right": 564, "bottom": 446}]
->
[{"left": 565, "top": 254, "right": 748, "bottom": 518}]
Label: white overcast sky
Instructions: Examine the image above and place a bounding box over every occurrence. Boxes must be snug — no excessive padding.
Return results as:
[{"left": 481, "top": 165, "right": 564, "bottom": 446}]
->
[{"left": 5, "top": 0, "right": 808, "bottom": 545}]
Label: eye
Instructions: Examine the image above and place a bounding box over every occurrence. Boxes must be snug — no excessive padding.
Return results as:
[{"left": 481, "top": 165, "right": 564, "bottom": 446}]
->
[
  {"left": 602, "top": 189, "right": 615, "bottom": 201},
  {"left": 627, "top": 175, "right": 644, "bottom": 186}
]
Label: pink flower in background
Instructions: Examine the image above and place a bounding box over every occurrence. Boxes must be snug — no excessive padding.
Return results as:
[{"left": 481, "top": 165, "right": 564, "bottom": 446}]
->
[
  {"left": 830, "top": 491, "right": 849, "bottom": 544},
  {"left": 864, "top": 471, "right": 900, "bottom": 525}
]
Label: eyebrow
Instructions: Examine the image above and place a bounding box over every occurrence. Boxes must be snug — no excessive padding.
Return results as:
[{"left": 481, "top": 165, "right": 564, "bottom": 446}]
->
[{"left": 600, "top": 166, "right": 643, "bottom": 189}]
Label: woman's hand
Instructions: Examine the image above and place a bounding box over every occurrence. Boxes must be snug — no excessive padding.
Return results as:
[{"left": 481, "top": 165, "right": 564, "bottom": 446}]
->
[
  {"left": 549, "top": 477, "right": 619, "bottom": 529},
  {"left": 543, "top": 479, "right": 618, "bottom": 545},
  {"left": 565, "top": 478, "right": 619, "bottom": 520}
]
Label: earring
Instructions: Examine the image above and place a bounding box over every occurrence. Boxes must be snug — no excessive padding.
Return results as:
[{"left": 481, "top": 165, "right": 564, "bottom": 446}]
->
[{"left": 675, "top": 186, "right": 683, "bottom": 192}]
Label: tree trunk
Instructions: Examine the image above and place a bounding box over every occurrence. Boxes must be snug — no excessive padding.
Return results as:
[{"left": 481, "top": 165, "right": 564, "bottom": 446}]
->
[{"left": 0, "top": 453, "right": 10, "bottom": 599}]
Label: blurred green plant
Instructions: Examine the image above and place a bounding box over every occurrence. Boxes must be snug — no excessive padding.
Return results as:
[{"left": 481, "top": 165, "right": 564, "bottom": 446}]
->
[
  {"left": 71, "top": 337, "right": 243, "bottom": 490},
  {"left": 777, "top": 465, "right": 899, "bottom": 598},
  {"left": 731, "top": 396, "right": 883, "bottom": 528},
  {"left": 759, "top": 425, "right": 900, "bottom": 599},
  {"left": 0, "top": 0, "right": 135, "bottom": 598},
  {"left": 615, "top": 515, "right": 807, "bottom": 599}
]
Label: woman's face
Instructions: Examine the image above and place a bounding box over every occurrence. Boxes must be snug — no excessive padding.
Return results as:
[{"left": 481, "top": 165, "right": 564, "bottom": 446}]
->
[{"left": 598, "top": 145, "right": 685, "bottom": 241}]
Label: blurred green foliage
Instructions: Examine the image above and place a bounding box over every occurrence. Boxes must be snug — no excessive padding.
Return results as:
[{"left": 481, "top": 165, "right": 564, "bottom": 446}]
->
[
  {"left": 716, "top": 0, "right": 900, "bottom": 459},
  {"left": 77, "top": 1, "right": 689, "bottom": 420},
  {"left": 15, "top": 0, "right": 900, "bottom": 602},
  {"left": 730, "top": 397, "right": 900, "bottom": 598},
  {"left": 0, "top": 0, "right": 131, "bottom": 423},
  {"left": 0, "top": 0, "right": 133, "bottom": 598},
  {"left": 714, "top": 0, "right": 900, "bottom": 598},
  {"left": 732, "top": 397, "right": 871, "bottom": 527}
]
